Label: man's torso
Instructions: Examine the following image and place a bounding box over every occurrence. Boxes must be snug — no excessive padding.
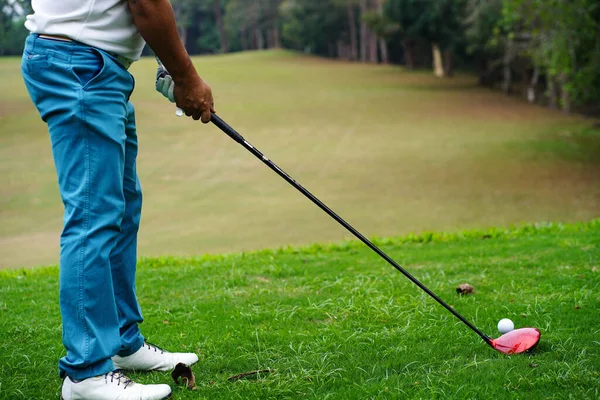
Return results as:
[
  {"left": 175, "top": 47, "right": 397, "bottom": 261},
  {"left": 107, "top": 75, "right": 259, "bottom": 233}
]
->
[{"left": 26, "top": 0, "right": 146, "bottom": 60}]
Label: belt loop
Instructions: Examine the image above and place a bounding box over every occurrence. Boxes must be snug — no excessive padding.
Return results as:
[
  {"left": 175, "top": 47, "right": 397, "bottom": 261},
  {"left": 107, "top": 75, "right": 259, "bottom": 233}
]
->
[
  {"left": 30, "top": 33, "right": 39, "bottom": 52},
  {"left": 68, "top": 39, "right": 75, "bottom": 63}
]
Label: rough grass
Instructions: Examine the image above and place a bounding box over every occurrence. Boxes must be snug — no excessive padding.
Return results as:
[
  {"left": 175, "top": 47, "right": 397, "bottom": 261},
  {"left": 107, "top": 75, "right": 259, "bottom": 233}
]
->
[
  {"left": 1, "top": 50, "right": 600, "bottom": 269},
  {"left": 0, "top": 220, "right": 599, "bottom": 399}
]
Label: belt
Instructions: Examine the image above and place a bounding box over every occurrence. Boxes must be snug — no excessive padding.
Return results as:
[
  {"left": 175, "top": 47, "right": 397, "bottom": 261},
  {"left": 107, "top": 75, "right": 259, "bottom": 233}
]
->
[
  {"left": 39, "top": 34, "right": 72, "bottom": 43},
  {"left": 38, "top": 34, "right": 134, "bottom": 70}
]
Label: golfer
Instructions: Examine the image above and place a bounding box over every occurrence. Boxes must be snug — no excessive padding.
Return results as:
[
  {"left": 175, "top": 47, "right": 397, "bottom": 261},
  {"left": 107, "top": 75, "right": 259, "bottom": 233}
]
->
[{"left": 20, "top": 1, "right": 213, "bottom": 399}]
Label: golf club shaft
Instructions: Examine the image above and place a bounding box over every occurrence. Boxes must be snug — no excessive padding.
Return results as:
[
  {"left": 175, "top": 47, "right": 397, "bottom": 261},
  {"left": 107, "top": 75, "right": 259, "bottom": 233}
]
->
[{"left": 210, "top": 112, "right": 492, "bottom": 345}]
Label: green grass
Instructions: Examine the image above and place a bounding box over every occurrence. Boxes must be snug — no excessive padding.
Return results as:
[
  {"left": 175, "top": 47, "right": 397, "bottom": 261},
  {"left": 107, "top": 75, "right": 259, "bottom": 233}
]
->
[
  {"left": 1, "top": 220, "right": 599, "bottom": 399},
  {"left": 504, "top": 125, "right": 600, "bottom": 164},
  {"left": 2, "top": 50, "right": 600, "bottom": 269}
]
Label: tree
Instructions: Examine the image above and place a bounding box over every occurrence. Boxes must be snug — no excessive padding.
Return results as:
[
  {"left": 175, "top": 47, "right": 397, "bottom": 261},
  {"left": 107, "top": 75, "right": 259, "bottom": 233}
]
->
[
  {"left": 384, "top": 0, "right": 429, "bottom": 69},
  {"left": 500, "top": 0, "right": 600, "bottom": 112},
  {"left": 375, "top": 0, "right": 390, "bottom": 64},
  {"left": 281, "top": 0, "right": 346, "bottom": 57},
  {"left": 385, "top": 0, "right": 467, "bottom": 74},
  {"left": 346, "top": 0, "right": 359, "bottom": 60},
  {"left": 463, "top": 0, "right": 503, "bottom": 86},
  {"left": 330, "top": 0, "right": 360, "bottom": 60},
  {"left": 412, "top": 0, "right": 467, "bottom": 77},
  {"left": 0, "top": 0, "right": 32, "bottom": 55},
  {"left": 170, "top": 0, "right": 195, "bottom": 49},
  {"left": 225, "top": 0, "right": 283, "bottom": 52},
  {"left": 358, "top": 0, "right": 379, "bottom": 62},
  {"left": 362, "top": 0, "right": 400, "bottom": 64},
  {"left": 213, "top": 0, "right": 229, "bottom": 53}
]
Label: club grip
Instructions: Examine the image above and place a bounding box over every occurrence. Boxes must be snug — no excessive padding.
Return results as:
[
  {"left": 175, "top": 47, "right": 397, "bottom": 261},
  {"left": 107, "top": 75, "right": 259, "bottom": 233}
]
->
[{"left": 210, "top": 112, "right": 245, "bottom": 144}]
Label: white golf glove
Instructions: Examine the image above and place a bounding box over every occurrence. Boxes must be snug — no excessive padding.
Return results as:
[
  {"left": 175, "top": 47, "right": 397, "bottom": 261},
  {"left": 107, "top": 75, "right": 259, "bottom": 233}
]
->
[{"left": 155, "top": 59, "right": 176, "bottom": 103}]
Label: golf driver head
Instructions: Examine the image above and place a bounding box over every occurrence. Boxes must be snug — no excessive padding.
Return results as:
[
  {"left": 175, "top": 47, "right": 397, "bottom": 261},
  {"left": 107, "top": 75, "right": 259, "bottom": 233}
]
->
[{"left": 490, "top": 327, "right": 541, "bottom": 354}]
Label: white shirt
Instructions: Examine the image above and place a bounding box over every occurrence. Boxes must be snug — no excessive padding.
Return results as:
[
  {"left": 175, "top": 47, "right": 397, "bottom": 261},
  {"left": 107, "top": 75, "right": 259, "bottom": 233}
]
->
[{"left": 25, "top": 0, "right": 146, "bottom": 60}]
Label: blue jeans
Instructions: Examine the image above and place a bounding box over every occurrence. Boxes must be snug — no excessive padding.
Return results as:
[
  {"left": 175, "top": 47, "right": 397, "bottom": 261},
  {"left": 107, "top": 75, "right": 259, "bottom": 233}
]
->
[{"left": 21, "top": 34, "right": 145, "bottom": 380}]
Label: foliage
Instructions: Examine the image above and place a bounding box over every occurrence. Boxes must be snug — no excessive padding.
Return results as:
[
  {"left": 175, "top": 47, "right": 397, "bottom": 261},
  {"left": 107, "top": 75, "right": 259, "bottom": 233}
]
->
[
  {"left": 463, "top": 0, "right": 503, "bottom": 55},
  {"left": 281, "top": 0, "right": 345, "bottom": 55},
  {"left": 361, "top": 9, "right": 400, "bottom": 39},
  {"left": 2, "top": 0, "right": 599, "bottom": 108},
  {"left": 0, "top": 0, "right": 31, "bottom": 55},
  {"left": 384, "top": 0, "right": 467, "bottom": 47},
  {"left": 384, "top": 0, "right": 428, "bottom": 41},
  {"left": 499, "top": 0, "right": 600, "bottom": 108}
]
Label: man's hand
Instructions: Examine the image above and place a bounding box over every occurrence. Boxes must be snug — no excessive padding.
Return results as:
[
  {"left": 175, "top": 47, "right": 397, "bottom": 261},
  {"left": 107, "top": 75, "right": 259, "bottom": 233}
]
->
[
  {"left": 156, "top": 66, "right": 175, "bottom": 103},
  {"left": 156, "top": 59, "right": 215, "bottom": 123},
  {"left": 173, "top": 72, "right": 215, "bottom": 123}
]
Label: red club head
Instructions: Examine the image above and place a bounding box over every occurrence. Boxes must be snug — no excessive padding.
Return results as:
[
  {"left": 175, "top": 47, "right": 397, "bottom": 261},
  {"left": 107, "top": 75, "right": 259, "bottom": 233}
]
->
[{"left": 490, "top": 328, "right": 541, "bottom": 354}]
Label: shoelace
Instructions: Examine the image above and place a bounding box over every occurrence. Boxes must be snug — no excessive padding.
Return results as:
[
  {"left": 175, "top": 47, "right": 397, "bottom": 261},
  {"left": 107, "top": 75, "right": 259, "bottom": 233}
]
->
[
  {"left": 105, "top": 370, "right": 133, "bottom": 389},
  {"left": 144, "top": 342, "right": 165, "bottom": 354}
]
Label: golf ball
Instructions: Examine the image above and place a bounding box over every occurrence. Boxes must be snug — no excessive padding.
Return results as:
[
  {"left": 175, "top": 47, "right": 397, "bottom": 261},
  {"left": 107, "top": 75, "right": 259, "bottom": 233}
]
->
[{"left": 498, "top": 318, "right": 514, "bottom": 334}]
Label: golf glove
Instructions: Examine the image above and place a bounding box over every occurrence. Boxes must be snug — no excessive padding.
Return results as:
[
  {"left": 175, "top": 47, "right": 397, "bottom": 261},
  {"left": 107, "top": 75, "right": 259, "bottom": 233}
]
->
[{"left": 156, "top": 60, "right": 176, "bottom": 103}]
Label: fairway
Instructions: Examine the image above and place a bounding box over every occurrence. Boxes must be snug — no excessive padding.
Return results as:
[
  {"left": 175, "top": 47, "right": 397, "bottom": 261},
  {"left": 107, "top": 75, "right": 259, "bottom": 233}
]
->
[
  {"left": 1, "top": 222, "right": 598, "bottom": 398},
  {"left": 1, "top": 50, "right": 599, "bottom": 269}
]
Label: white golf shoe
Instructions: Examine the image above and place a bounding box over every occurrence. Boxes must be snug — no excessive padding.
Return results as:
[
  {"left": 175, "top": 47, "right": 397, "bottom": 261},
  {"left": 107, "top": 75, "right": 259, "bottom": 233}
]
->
[
  {"left": 61, "top": 370, "right": 172, "bottom": 400},
  {"left": 112, "top": 342, "right": 199, "bottom": 372}
]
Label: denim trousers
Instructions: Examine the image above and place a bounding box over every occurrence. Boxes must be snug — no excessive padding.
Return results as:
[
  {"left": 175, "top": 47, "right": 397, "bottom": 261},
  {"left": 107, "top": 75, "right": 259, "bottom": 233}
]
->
[{"left": 21, "top": 34, "right": 145, "bottom": 380}]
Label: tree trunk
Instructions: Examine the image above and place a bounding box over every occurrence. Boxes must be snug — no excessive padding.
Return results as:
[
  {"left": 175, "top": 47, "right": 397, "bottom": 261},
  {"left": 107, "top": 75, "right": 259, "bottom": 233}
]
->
[
  {"left": 443, "top": 49, "right": 453, "bottom": 77},
  {"left": 363, "top": 0, "right": 377, "bottom": 63},
  {"left": 359, "top": 0, "right": 368, "bottom": 62},
  {"left": 255, "top": 28, "right": 264, "bottom": 50},
  {"left": 273, "top": 26, "right": 281, "bottom": 48},
  {"left": 478, "top": 57, "right": 493, "bottom": 87},
  {"left": 337, "top": 40, "right": 348, "bottom": 60},
  {"left": 478, "top": 58, "right": 487, "bottom": 86},
  {"left": 379, "top": 38, "right": 389, "bottom": 64},
  {"left": 548, "top": 75, "right": 558, "bottom": 109},
  {"left": 559, "top": 73, "right": 571, "bottom": 113},
  {"left": 502, "top": 39, "right": 514, "bottom": 95},
  {"left": 347, "top": 2, "right": 358, "bottom": 61},
  {"left": 376, "top": 0, "right": 388, "bottom": 64},
  {"left": 213, "top": 1, "right": 228, "bottom": 53},
  {"left": 369, "top": 31, "right": 378, "bottom": 63},
  {"left": 328, "top": 42, "right": 336, "bottom": 58},
  {"left": 527, "top": 65, "right": 540, "bottom": 103},
  {"left": 432, "top": 43, "right": 444, "bottom": 77},
  {"left": 517, "top": 58, "right": 530, "bottom": 98},
  {"left": 403, "top": 39, "right": 416, "bottom": 69},
  {"left": 241, "top": 26, "right": 248, "bottom": 51}
]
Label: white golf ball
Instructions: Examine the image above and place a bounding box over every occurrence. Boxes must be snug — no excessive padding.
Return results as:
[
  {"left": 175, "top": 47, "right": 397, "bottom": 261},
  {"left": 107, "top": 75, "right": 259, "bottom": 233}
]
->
[{"left": 498, "top": 318, "right": 514, "bottom": 334}]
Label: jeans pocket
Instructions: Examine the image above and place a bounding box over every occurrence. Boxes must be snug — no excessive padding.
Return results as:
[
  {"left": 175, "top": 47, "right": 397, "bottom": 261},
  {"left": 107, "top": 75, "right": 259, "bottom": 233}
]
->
[
  {"left": 21, "top": 52, "right": 51, "bottom": 83},
  {"left": 71, "top": 48, "right": 106, "bottom": 89}
]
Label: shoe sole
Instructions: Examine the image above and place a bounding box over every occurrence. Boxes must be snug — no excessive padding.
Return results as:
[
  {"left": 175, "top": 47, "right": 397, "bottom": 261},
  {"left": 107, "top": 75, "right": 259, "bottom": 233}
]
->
[{"left": 61, "top": 394, "right": 172, "bottom": 400}]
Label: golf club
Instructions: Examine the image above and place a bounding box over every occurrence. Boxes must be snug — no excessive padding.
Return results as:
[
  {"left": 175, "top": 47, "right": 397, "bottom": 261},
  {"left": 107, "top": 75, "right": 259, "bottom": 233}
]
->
[{"left": 205, "top": 112, "right": 540, "bottom": 355}]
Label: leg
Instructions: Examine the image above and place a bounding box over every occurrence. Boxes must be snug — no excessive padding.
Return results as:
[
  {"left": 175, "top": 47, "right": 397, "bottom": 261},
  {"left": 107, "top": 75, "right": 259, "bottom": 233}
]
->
[
  {"left": 21, "top": 35, "right": 135, "bottom": 380},
  {"left": 111, "top": 102, "right": 145, "bottom": 356},
  {"left": 109, "top": 103, "right": 199, "bottom": 372}
]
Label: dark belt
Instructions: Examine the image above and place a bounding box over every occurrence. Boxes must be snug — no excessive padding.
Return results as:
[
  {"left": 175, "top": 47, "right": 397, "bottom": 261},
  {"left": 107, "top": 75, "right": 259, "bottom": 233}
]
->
[{"left": 38, "top": 34, "right": 134, "bottom": 70}]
